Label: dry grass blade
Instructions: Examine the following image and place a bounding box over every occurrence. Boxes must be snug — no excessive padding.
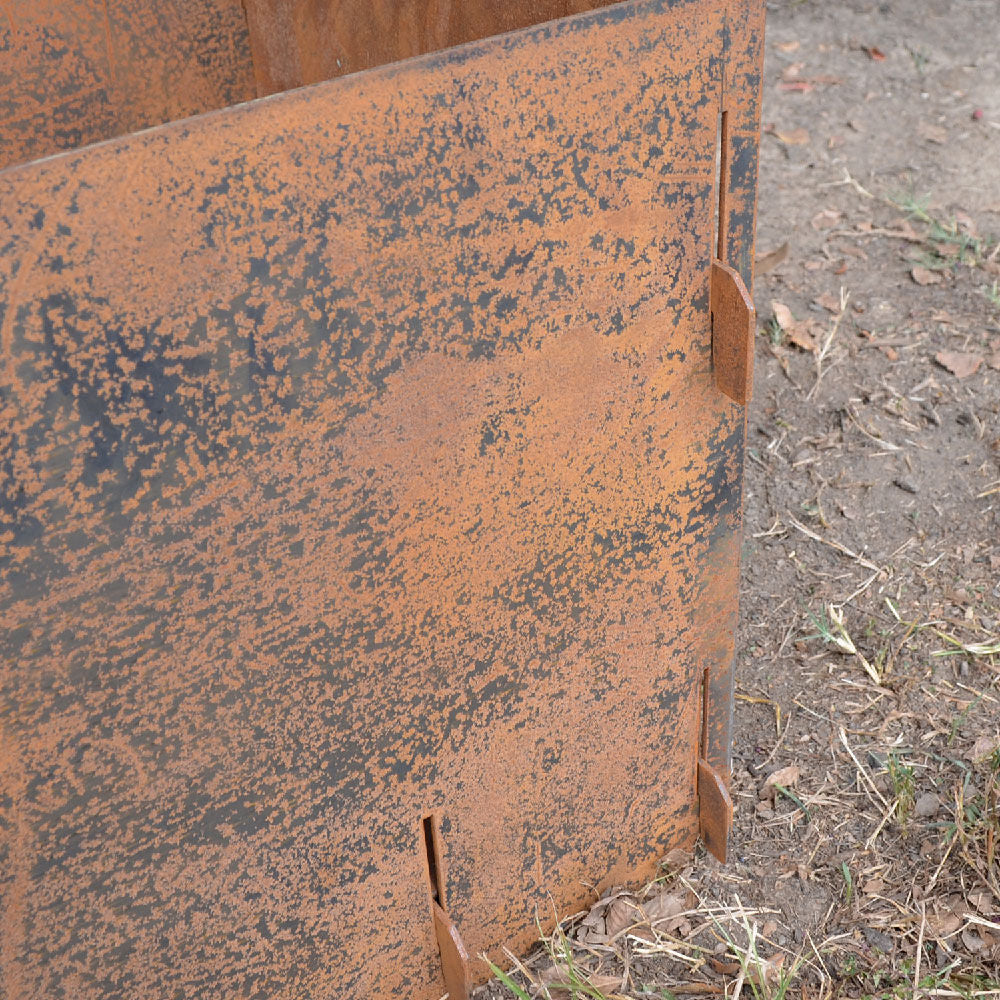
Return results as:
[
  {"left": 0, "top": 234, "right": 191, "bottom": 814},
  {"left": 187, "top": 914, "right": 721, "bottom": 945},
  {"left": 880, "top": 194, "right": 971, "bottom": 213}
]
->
[{"left": 787, "top": 517, "right": 882, "bottom": 573}]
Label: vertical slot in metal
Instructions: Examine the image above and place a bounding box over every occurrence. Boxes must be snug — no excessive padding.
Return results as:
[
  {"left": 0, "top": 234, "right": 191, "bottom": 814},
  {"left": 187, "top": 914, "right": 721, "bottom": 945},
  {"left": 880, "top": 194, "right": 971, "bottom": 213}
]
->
[
  {"left": 715, "top": 109, "right": 730, "bottom": 263},
  {"left": 422, "top": 812, "right": 443, "bottom": 905}
]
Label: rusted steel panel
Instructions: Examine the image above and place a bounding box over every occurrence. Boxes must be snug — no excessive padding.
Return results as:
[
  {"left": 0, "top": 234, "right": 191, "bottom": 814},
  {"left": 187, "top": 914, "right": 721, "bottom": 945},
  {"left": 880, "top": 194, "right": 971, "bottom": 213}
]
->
[
  {"left": 242, "top": 0, "right": 625, "bottom": 94},
  {"left": 0, "top": 0, "right": 256, "bottom": 170},
  {"left": 0, "top": 1, "right": 763, "bottom": 997}
]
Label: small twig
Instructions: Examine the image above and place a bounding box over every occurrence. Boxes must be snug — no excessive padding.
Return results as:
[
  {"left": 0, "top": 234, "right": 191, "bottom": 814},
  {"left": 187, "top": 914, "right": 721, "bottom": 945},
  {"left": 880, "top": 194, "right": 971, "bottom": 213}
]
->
[
  {"left": 841, "top": 570, "right": 882, "bottom": 606},
  {"left": 914, "top": 902, "right": 926, "bottom": 999},
  {"left": 847, "top": 408, "right": 903, "bottom": 452},
  {"left": 839, "top": 728, "right": 890, "bottom": 809},
  {"left": 820, "top": 167, "right": 875, "bottom": 199},
  {"left": 808, "top": 289, "right": 850, "bottom": 401},
  {"left": 788, "top": 516, "right": 882, "bottom": 573},
  {"left": 925, "top": 828, "right": 957, "bottom": 895}
]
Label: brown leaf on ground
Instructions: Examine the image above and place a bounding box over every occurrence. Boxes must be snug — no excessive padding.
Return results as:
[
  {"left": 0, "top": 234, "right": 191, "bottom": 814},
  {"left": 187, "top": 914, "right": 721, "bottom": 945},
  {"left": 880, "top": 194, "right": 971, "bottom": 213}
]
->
[
  {"left": 886, "top": 220, "right": 922, "bottom": 241},
  {"left": 935, "top": 350, "right": 983, "bottom": 379},
  {"left": 911, "top": 265, "right": 942, "bottom": 285},
  {"left": 759, "top": 764, "right": 801, "bottom": 799},
  {"left": 788, "top": 323, "right": 821, "bottom": 354},
  {"left": 863, "top": 45, "right": 887, "bottom": 60},
  {"left": 987, "top": 348, "right": 1000, "bottom": 371},
  {"left": 954, "top": 210, "right": 979, "bottom": 237},
  {"left": 748, "top": 952, "right": 787, "bottom": 989},
  {"left": 772, "top": 301, "right": 796, "bottom": 330},
  {"left": 969, "top": 890, "right": 995, "bottom": 915},
  {"left": 603, "top": 894, "right": 644, "bottom": 938},
  {"left": 969, "top": 734, "right": 999, "bottom": 760},
  {"left": 709, "top": 957, "right": 742, "bottom": 975},
  {"left": 811, "top": 208, "right": 842, "bottom": 230},
  {"left": 771, "top": 302, "right": 820, "bottom": 353},
  {"left": 917, "top": 120, "right": 948, "bottom": 144},
  {"left": 813, "top": 292, "right": 841, "bottom": 312},
  {"left": 775, "top": 127, "right": 810, "bottom": 146},
  {"left": 642, "top": 889, "right": 690, "bottom": 933},
  {"left": 538, "top": 963, "right": 621, "bottom": 993},
  {"left": 578, "top": 890, "right": 634, "bottom": 944},
  {"left": 927, "top": 907, "right": 963, "bottom": 938},
  {"left": 755, "top": 242, "right": 790, "bottom": 276}
]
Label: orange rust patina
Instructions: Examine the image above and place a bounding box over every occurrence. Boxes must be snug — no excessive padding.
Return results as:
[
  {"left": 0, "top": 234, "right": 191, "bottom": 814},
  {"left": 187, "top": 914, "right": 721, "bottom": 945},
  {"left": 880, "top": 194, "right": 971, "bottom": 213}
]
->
[{"left": 0, "top": 1, "right": 763, "bottom": 997}]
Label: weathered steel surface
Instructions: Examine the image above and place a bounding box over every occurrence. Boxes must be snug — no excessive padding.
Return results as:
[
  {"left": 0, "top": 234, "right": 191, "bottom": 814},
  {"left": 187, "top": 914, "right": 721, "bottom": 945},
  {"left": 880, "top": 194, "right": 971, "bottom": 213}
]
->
[
  {"left": 0, "top": 1, "right": 763, "bottom": 996},
  {"left": 0, "top": 0, "right": 256, "bottom": 170},
  {"left": 242, "top": 0, "right": 624, "bottom": 94}
]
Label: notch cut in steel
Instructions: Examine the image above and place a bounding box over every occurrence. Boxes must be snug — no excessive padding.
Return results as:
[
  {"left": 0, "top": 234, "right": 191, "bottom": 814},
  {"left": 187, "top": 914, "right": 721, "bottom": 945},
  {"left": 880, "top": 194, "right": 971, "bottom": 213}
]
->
[{"left": 711, "top": 259, "right": 756, "bottom": 406}]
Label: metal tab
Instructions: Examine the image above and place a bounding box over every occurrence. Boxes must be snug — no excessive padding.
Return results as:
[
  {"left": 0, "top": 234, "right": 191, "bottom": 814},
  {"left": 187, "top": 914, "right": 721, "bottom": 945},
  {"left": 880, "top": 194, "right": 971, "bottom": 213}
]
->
[
  {"left": 432, "top": 903, "right": 472, "bottom": 1000},
  {"left": 711, "top": 259, "right": 756, "bottom": 406},
  {"left": 697, "top": 757, "right": 734, "bottom": 863}
]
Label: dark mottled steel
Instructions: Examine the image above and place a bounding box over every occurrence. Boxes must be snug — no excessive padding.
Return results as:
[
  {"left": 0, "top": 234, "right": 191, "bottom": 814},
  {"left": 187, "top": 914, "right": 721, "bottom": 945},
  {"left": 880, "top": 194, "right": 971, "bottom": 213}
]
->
[
  {"left": 0, "top": 1, "right": 763, "bottom": 997},
  {"left": 0, "top": 0, "right": 256, "bottom": 171}
]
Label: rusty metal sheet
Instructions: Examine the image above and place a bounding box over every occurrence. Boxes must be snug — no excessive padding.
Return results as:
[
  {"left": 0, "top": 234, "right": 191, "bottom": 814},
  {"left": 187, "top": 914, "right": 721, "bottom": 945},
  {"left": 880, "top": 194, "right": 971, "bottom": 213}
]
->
[
  {"left": 0, "top": 0, "right": 256, "bottom": 171},
  {"left": 0, "top": 1, "right": 764, "bottom": 997},
  {"left": 242, "top": 0, "right": 625, "bottom": 94}
]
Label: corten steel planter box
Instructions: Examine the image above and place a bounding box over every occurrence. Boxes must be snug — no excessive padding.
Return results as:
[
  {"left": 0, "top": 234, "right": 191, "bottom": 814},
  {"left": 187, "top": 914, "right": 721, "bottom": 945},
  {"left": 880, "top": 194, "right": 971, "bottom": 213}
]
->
[{"left": 0, "top": 1, "right": 763, "bottom": 997}]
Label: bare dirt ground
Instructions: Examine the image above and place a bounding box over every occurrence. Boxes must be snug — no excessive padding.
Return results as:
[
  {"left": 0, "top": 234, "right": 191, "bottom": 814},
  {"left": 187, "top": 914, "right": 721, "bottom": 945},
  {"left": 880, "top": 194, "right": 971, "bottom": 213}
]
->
[{"left": 481, "top": 1, "right": 1000, "bottom": 996}]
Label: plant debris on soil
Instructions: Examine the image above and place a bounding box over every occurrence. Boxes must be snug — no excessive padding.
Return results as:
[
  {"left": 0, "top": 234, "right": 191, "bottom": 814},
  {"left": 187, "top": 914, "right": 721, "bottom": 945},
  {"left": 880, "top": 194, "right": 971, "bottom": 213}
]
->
[{"left": 479, "top": 2, "right": 1000, "bottom": 997}]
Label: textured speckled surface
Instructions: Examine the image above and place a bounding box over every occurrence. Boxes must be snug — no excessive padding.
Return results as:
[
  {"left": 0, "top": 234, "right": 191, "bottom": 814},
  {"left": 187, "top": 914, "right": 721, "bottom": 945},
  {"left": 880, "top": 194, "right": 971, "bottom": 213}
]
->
[
  {"left": 0, "top": 1, "right": 763, "bottom": 996},
  {"left": 0, "top": 0, "right": 256, "bottom": 171}
]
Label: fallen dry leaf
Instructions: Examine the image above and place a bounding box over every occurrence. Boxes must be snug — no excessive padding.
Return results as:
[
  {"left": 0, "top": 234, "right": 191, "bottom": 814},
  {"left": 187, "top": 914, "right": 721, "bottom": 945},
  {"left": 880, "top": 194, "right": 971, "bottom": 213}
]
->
[
  {"left": 749, "top": 952, "right": 787, "bottom": 990},
  {"left": 970, "top": 734, "right": 999, "bottom": 760},
  {"left": 578, "top": 890, "right": 640, "bottom": 943},
  {"left": 642, "top": 889, "right": 690, "bottom": 931},
  {"left": 935, "top": 350, "right": 983, "bottom": 379},
  {"left": 813, "top": 292, "right": 841, "bottom": 313},
  {"left": 603, "top": 894, "right": 643, "bottom": 938},
  {"left": 538, "top": 963, "right": 621, "bottom": 993},
  {"left": 989, "top": 349, "right": 1000, "bottom": 371},
  {"left": 911, "top": 265, "right": 942, "bottom": 285},
  {"left": 662, "top": 846, "right": 692, "bottom": 868},
  {"left": 954, "top": 210, "right": 979, "bottom": 237},
  {"left": 930, "top": 309, "right": 957, "bottom": 325},
  {"left": 962, "top": 929, "right": 985, "bottom": 954},
  {"left": 774, "top": 127, "right": 810, "bottom": 146},
  {"left": 811, "top": 208, "right": 842, "bottom": 230},
  {"left": 928, "top": 910, "right": 963, "bottom": 937},
  {"left": 863, "top": 45, "right": 887, "bottom": 60},
  {"left": 709, "top": 957, "right": 742, "bottom": 975},
  {"left": 759, "top": 764, "right": 801, "bottom": 800},
  {"left": 755, "top": 242, "right": 790, "bottom": 277},
  {"left": 917, "top": 120, "right": 948, "bottom": 144},
  {"left": 772, "top": 301, "right": 796, "bottom": 331},
  {"left": 788, "top": 323, "right": 821, "bottom": 354}
]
